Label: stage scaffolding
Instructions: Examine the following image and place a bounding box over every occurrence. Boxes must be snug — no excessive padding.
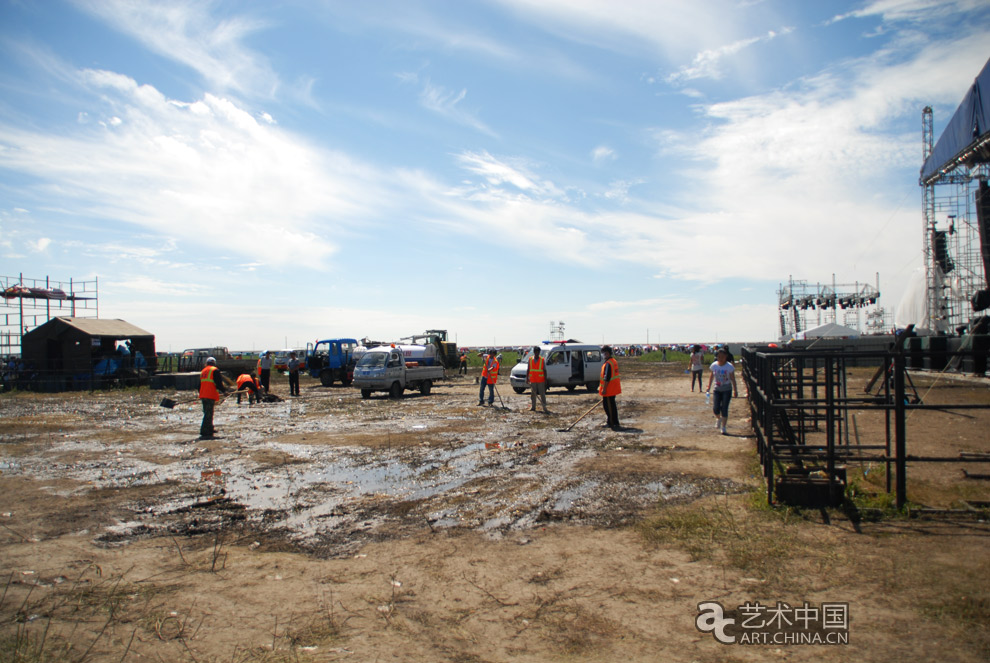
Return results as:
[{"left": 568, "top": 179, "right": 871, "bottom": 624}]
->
[
  {"left": 0, "top": 273, "right": 98, "bottom": 357},
  {"left": 921, "top": 106, "right": 990, "bottom": 333},
  {"left": 777, "top": 275, "right": 887, "bottom": 339}
]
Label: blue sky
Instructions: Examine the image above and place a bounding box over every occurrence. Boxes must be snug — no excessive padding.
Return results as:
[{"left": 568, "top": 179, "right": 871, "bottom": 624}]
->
[{"left": 1, "top": 0, "right": 988, "bottom": 351}]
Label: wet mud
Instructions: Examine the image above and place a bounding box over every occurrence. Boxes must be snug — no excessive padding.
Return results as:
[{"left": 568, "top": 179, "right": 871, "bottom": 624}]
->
[{"left": 0, "top": 366, "right": 745, "bottom": 558}]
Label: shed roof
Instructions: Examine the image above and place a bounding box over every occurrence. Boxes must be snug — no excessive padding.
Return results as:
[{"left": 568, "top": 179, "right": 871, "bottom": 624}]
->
[{"left": 30, "top": 317, "right": 154, "bottom": 338}]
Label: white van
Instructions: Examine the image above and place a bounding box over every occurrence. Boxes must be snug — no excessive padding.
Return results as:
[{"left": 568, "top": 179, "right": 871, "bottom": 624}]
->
[{"left": 509, "top": 343, "right": 604, "bottom": 394}]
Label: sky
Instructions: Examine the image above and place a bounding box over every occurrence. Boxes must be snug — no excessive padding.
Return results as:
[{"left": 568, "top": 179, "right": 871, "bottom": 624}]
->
[{"left": 1, "top": 0, "right": 989, "bottom": 351}]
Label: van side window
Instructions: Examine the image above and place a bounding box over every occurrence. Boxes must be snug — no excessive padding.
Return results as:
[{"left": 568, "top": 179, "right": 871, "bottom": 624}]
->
[
  {"left": 585, "top": 351, "right": 601, "bottom": 362},
  {"left": 547, "top": 352, "right": 565, "bottom": 365}
]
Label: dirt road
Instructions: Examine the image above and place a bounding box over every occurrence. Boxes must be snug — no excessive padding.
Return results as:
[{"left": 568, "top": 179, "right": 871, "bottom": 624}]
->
[{"left": 1, "top": 360, "right": 987, "bottom": 661}]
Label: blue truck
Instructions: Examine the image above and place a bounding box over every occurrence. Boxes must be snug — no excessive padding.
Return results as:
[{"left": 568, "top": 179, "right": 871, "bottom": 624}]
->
[{"left": 305, "top": 338, "right": 360, "bottom": 386}]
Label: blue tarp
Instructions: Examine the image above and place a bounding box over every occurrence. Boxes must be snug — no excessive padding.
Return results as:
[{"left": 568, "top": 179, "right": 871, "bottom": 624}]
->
[{"left": 920, "top": 56, "right": 990, "bottom": 184}]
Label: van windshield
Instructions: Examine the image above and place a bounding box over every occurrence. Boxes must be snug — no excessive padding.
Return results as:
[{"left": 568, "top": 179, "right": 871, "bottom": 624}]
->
[{"left": 357, "top": 352, "right": 387, "bottom": 368}]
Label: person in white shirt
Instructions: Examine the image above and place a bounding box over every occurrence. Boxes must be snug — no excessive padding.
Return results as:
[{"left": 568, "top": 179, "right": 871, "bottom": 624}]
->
[{"left": 706, "top": 348, "right": 738, "bottom": 435}]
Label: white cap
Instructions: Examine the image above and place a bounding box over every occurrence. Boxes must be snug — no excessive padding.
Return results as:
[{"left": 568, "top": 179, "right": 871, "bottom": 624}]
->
[{"left": 206, "top": 357, "right": 217, "bottom": 365}]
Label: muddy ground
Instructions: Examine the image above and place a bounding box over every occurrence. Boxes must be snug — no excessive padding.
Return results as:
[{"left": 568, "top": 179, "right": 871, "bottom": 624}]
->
[{"left": 1, "top": 360, "right": 988, "bottom": 662}]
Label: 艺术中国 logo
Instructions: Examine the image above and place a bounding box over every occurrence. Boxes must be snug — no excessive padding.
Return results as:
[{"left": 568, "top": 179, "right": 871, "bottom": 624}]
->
[{"left": 696, "top": 600, "right": 850, "bottom": 645}]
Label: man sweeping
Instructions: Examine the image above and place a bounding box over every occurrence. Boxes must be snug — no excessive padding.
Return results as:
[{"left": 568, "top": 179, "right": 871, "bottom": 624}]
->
[
  {"left": 526, "top": 346, "right": 549, "bottom": 413},
  {"left": 478, "top": 350, "right": 500, "bottom": 406},
  {"left": 200, "top": 357, "right": 229, "bottom": 439},
  {"left": 599, "top": 345, "right": 621, "bottom": 430}
]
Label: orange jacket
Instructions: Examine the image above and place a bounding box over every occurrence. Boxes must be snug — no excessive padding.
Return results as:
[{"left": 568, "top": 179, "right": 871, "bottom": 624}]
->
[
  {"left": 481, "top": 355, "right": 500, "bottom": 384},
  {"left": 527, "top": 356, "right": 546, "bottom": 383},
  {"left": 599, "top": 357, "right": 621, "bottom": 397},
  {"left": 200, "top": 366, "right": 221, "bottom": 400},
  {"left": 236, "top": 374, "right": 258, "bottom": 390}
]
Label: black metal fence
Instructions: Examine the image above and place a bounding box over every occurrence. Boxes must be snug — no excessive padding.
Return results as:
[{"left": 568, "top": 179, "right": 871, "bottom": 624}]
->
[
  {"left": 1, "top": 364, "right": 152, "bottom": 391},
  {"left": 742, "top": 344, "right": 990, "bottom": 511}
]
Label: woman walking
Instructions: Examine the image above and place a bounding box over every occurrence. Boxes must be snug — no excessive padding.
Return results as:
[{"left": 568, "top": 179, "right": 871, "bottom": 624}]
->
[
  {"left": 706, "top": 348, "right": 738, "bottom": 435},
  {"left": 689, "top": 345, "right": 705, "bottom": 392}
]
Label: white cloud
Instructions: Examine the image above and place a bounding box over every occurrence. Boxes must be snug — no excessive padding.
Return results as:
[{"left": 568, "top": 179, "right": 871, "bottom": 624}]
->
[
  {"left": 592, "top": 145, "right": 616, "bottom": 162},
  {"left": 665, "top": 28, "right": 793, "bottom": 84},
  {"left": 418, "top": 80, "right": 497, "bottom": 137},
  {"left": 455, "top": 151, "right": 563, "bottom": 198},
  {"left": 30, "top": 237, "right": 51, "bottom": 251},
  {"left": 0, "top": 70, "right": 396, "bottom": 269},
  {"left": 828, "top": 0, "right": 988, "bottom": 24},
  {"left": 637, "top": 31, "right": 990, "bottom": 294},
  {"left": 71, "top": 0, "right": 280, "bottom": 98}
]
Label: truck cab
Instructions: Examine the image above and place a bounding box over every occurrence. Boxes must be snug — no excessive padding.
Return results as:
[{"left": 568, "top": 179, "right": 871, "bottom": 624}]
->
[
  {"left": 509, "top": 343, "right": 603, "bottom": 394},
  {"left": 306, "top": 338, "right": 360, "bottom": 386}
]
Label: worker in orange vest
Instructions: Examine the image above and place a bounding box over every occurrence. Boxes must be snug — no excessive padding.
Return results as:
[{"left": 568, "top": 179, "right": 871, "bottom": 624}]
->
[
  {"left": 199, "top": 357, "right": 229, "bottom": 439},
  {"left": 526, "top": 346, "right": 549, "bottom": 413},
  {"left": 478, "top": 349, "right": 500, "bottom": 406},
  {"left": 598, "top": 345, "right": 621, "bottom": 430},
  {"left": 235, "top": 373, "right": 264, "bottom": 405}
]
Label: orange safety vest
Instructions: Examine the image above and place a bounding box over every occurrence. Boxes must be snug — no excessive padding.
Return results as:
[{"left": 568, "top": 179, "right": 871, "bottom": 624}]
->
[
  {"left": 200, "top": 365, "right": 221, "bottom": 400},
  {"left": 528, "top": 355, "right": 546, "bottom": 383},
  {"left": 599, "top": 357, "right": 621, "bottom": 397},
  {"left": 236, "top": 374, "right": 256, "bottom": 390},
  {"left": 256, "top": 358, "right": 262, "bottom": 377},
  {"left": 482, "top": 356, "right": 500, "bottom": 384}
]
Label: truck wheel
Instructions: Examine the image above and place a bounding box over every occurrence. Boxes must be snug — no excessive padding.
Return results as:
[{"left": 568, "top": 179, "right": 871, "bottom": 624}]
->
[
  {"left": 320, "top": 370, "right": 334, "bottom": 387},
  {"left": 513, "top": 387, "right": 525, "bottom": 394},
  {"left": 586, "top": 381, "right": 599, "bottom": 393},
  {"left": 389, "top": 382, "right": 403, "bottom": 399},
  {"left": 361, "top": 389, "right": 372, "bottom": 399},
  {"left": 566, "top": 384, "right": 577, "bottom": 392},
  {"left": 419, "top": 379, "right": 432, "bottom": 395}
]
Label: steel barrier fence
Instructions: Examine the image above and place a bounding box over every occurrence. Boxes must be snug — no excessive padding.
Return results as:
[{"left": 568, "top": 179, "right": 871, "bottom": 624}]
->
[{"left": 741, "top": 346, "right": 990, "bottom": 510}]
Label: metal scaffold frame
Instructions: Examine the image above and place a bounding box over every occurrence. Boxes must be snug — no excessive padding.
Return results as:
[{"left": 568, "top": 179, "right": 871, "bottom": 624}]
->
[
  {"left": 777, "top": 275, "right": 886, "bottom": 340},
  {"left": 0, "top": 273, "right": 99, "bottom": 357},
  {"left": 921, "top": 106, "right": 990, "bottom": 333},
  {"left": 742, "top": 344, "right": 990, "bottom": 512}
]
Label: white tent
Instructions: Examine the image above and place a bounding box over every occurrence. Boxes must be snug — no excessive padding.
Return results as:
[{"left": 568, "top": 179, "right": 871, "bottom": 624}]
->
[{"left": 791, "top": 322, "right": 860, "bottom": 341}]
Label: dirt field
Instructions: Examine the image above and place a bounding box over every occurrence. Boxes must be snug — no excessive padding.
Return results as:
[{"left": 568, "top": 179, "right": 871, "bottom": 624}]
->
[{"left": 1, "top": 360, "right": 988, "bottom": 662}]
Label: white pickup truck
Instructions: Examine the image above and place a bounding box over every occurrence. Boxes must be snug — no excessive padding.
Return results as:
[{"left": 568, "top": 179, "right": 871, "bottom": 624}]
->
[
  {"left": 509, "top": 343, "right": 604, "bottom": 394},
  {"left": 351, "top": 346, "right": 445, "bottom": 399}
]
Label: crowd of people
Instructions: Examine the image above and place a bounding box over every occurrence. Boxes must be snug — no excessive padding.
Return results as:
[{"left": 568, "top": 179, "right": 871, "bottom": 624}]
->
[{"left": 195, "top": 343, "right": 743, "bottom": 440}]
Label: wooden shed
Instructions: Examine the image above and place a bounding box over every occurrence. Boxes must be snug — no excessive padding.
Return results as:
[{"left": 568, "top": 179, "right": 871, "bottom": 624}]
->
[{"left": 21, "top": 317, "right": 156, "bottom": 375}]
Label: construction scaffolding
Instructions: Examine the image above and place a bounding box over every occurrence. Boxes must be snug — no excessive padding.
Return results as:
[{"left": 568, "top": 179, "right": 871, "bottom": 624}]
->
[
  {"left": 777, "top": 275, "right": 886, "bottom": 340},
  {"left": 1, "top": 273, "right": 98, "bottom": 357},
  {"left": 921, "top": 106, "right": 990, "bottom": 333}
]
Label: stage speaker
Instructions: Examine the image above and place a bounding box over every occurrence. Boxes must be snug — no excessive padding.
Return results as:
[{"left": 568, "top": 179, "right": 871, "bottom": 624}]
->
[
  {"left": 978, "top": 180, "right": 990, "bottom": 284},
  {"left": 933, "top": 230, "right": 954, "bottom": 274}
]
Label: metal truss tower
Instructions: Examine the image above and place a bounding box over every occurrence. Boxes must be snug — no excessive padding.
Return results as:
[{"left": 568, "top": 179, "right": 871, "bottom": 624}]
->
[
  {"left": 777, "top": 275, "right": 885, "bottom": 340},
  {"left": 920, "top": 107, "right": 990, "bottom": 333}
]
